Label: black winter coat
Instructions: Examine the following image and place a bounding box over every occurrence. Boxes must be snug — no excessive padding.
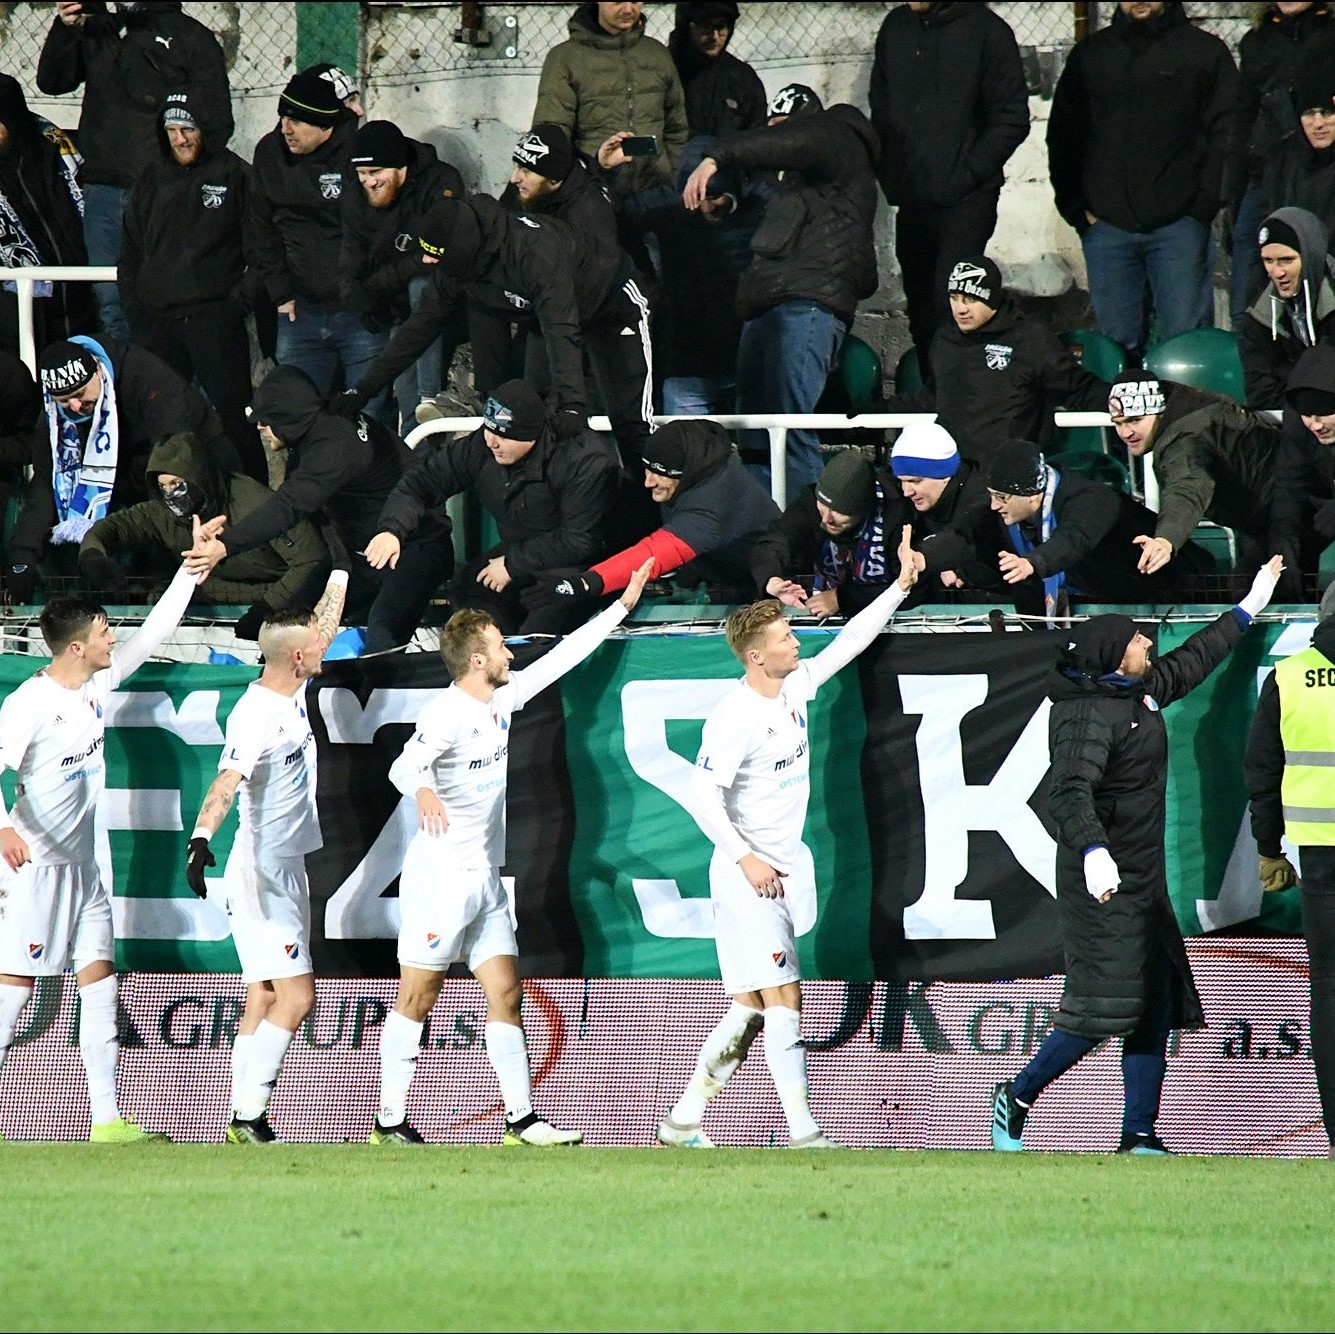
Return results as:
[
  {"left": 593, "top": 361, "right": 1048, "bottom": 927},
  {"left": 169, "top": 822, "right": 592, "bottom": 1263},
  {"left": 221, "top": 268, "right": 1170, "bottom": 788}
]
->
[
  {"left": 885, "top": 298, "right": 1111, "bottom": 463},
  {"left": 1047, "top": 608, "right": 1248, "bottom": 1037},
  {"left": 376, "top": 425, "right": 618, "bottom": 580},
  {"left": 355, "top": 195, "right": 586, "bottom": 414},
  {"left": 868, "top": 0, "right": 1029, "bottom": 210},
  {"left": 36, "top": 1, "right": 232, "bottom": 190},
  {"left": 338, "top": 139, "right": 465, "bottom": 330},
  {"left": 1047, "top": 1, "right": 1237, "bottom": 233},
  {"left": 711, "top": 106, "right": 879, "bottom": 325},
  {"left": 12, "top": 336, "right": 240, "bottom": 566},
  {"left": 667, "top": 25, "right": 766, "bottom": 139},
  {"left": 120, "top": 86, "right": 249, "bottom": 316},
  {"left": 227, "top": 364, "right": 414, "bottom": 557},
  {"left": 249, "top": 115, "right": 358, "bottom": 308},
  {"left": 1261, "top": 135, "right": 1335, "bottom": 240},
  {"left": 908, "top": 460, "right": 999, "bottom": 591}
]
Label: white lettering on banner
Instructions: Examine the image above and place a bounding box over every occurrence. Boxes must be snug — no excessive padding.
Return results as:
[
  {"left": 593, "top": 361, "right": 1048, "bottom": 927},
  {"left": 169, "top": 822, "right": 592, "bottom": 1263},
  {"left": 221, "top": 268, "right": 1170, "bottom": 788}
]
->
[
  {"left": 316, "top": 686, "right": 435, "bottom": 744},
  {"left": 620, "top": 679, "right": 820, "bottom": 940},
  {"left": 96, "top": 787, "right": 230, "bottom": 941},
  {"left": 103, "top": 689, "right": 225, "bottom": 745},
  {"left": 899, "top": 675, "right": 1055, "bottom": 940}
]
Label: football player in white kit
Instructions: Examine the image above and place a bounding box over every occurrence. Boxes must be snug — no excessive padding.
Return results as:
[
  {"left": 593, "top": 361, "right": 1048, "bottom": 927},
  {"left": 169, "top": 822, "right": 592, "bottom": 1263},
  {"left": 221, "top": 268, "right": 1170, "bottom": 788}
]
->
[
  {"left": 658, "top": 525, "right": 918, "bottom": 1149},
  {"left": 184, "top": 572, "right": 348, "bottom": 1143},
  {"left": 371, "top": 559, "right": 654, "bottom": 1144},
  {"left": 0, "top": 531, "right": 213, "bottom": 1141}
]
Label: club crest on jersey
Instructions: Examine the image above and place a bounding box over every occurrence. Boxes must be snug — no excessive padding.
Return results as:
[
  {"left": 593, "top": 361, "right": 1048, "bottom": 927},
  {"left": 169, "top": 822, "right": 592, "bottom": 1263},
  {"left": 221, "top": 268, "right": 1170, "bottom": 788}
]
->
[
  {"left": 284, "top": 942, "right": 300, "bottom": 960},
  {"left": 27, "top": 942, "right": 44, "bottom": 961},
  {"left": 88, "top": 699, "right": 102, "bottom": 719},
  {"left": 201, "top": 183, "right": 227, "bottom": 209},
  {"left": 771, "top": 951, "right": 786, "bottom": 967},
  {"left": 789, "top": 709, "right": 806, "bottom": 729},
  {"left": 984, "top": 343, "right": 1013, "bottom": 370},
  {"left": 318, "top": 171, "right": 342, "bottom": 200},
  {"left": 426, "top": 932, "right": 441, "bottom": 950}
]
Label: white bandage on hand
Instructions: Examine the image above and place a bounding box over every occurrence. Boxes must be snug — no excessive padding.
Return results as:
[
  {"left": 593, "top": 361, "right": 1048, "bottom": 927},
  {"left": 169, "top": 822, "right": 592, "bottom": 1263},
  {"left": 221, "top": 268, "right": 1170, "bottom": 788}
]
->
[
  {"left": 1084, "top": 846, "right": 1120, "bottom": 900},
  {"left": 1238, "top": 564, "right": 1280, "bottom": 618}
]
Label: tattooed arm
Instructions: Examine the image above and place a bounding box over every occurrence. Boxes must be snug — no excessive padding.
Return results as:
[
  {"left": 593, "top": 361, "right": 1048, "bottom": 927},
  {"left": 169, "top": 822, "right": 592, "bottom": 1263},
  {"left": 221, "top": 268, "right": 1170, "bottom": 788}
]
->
[
  {"left": 191, "top": 769, "right": 243, "bottom": 840},
  {"left": 313, "top": 569, "right": 349, "bottom": 653}
]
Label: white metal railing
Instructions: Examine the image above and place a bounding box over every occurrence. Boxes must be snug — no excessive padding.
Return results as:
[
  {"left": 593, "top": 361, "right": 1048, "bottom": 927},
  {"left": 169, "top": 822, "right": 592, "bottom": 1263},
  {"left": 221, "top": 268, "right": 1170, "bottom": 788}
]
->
[{"left": 0, "top": 265, "right": 118, "bottom": 374}]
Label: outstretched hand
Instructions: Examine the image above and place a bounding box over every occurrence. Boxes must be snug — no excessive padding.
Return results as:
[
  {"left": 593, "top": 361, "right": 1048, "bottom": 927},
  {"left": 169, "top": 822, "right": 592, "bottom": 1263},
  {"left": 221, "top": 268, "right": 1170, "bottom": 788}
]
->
[
  {"left": 895, "top": 524, "right": 919, "bottom": 593},
  {"left": 182, "top": 513, "right": 228, "bottom": 579},
  {"left": 618, "top": 559, "right": 655, "bottom": 611}
]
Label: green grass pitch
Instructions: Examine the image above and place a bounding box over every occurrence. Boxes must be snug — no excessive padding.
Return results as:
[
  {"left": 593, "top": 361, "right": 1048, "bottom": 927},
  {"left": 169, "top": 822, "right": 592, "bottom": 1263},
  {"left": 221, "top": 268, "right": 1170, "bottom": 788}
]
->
[{"left": 4, "top": 1145, "right": 1332, "bottom": 1332}]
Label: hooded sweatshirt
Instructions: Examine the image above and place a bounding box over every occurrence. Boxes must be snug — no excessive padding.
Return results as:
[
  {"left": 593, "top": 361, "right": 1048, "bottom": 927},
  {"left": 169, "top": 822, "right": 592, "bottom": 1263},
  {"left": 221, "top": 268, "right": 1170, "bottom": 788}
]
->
[
  {"left": 80, "top": 430, "right": 325, "bottom": 606},
  {"left": 1269, "top": 340, "right": 1335, "bottom": 578},
  {"left": 1242, "top": 205, "right": 1335, "bottom": 408},
  {"left": 667, "top": 3, "right": 767, "bottom": 139},
  {"left": 120, "top": 86, "right": 250, "bottom": 315}
]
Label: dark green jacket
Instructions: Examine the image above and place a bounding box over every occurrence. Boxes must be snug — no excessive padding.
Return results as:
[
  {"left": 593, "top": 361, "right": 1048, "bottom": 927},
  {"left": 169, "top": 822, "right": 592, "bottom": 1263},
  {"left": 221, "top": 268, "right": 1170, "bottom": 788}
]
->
[{"left": 80, "top": 431, "right": 326, "bottom": 605}]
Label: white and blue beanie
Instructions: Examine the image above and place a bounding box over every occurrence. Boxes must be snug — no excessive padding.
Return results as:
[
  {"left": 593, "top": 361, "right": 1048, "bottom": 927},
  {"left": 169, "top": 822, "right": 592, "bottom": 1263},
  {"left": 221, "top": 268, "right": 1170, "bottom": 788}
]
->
[{"left": 890, "top": 422, "right": 960, "bottom": 480}]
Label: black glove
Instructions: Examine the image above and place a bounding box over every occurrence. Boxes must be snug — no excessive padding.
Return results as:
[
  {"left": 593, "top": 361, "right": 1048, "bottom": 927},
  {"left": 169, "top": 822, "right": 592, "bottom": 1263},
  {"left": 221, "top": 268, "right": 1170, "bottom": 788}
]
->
[
  {"left": 6, "top": 562, "right": 38, "bottom": 605},
  {"left": 185, "top": 836, "right": 216, "bottom": 899},
  {"left": 330, "top": 386, "right": 369, "bottom": 418},
  {"left": 552, "top": 408, "right": 585, "bottom": 440},
  {"left": 1310, "top": 496, "right": 1335, "bottom": 542},
  {"left": 234, "top": 600, "right": 271, "bottom": 641},
  {"left": 521, "top": 569, "right": 604, "bottom": 612},
  {"left": 78, "top": 549, "right": 127, "bottom": 593}
]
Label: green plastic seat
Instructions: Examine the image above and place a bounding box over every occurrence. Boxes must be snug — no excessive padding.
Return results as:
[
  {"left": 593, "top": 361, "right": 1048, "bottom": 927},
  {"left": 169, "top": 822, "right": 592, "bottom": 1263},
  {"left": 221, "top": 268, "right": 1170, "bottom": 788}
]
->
[
  {"left": 817, "top": 332, "right": 884, "bottom": 414},
  {"left": 1059, "top": 329, "right": 1127, "bottom": 382},
  {"left": 1144, "top": 327, "right": 1246, "bottom": 405},
  {"left": 1192, "top": 522, "right": 1238, "bottom": 574},
  {"left": 1048, "top": 447, "right": 1130, "bottom": 493},
  {"left": 894, "top": 345, "right": 923, "bottom": 397}
]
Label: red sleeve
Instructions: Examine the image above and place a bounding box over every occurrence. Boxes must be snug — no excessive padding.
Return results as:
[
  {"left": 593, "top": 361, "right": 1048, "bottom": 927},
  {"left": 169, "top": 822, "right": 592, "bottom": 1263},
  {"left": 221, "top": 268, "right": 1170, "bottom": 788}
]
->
[{"left": 589, "top": 529, "right": 698, "bottom": 593}]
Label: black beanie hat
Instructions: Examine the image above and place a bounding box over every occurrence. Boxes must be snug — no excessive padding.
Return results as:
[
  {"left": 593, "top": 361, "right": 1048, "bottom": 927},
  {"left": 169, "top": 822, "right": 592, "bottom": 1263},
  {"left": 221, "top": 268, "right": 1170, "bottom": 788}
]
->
[
  {"left": 1061, "top": 614, "right": 1141, "bottom": 677},
  {"left": 815, "top": 450, "right": 875, "bottom": 518},
  {"left": 1108, "top": 371, "right": 1166, "bottom": 418},
  {"left": 1258, "top": 214, "right": 1303, "bottom": 254},
  {"left": 482, "top": 379, "right": 547, "bottom": 441},
  {"left": 350, "top": 120, "right": 409, "bottom": 171},
  {"left": 767, "top": 83, "right": 822, "bottom": 118},
  {"left": 278, "top": 69, "right": 343, "bottom": 128},
  {"left": 1294, "top": 60, "right": 1335, "bottom": 117},
  {"left": 1289, "top": 382, "right": 1335, "bottom": 416},
  {"left": 513, "top": 124, "right": 574, "bottom": 181},
  {"left": 987, "top": 440, "right": 1047, "bottom": 496},
  {"left": 947, "top": 255, "right": 1003, "bottom": 305},
  {"left": 39, "top": 339, "right": 96, "bottom": 395}
]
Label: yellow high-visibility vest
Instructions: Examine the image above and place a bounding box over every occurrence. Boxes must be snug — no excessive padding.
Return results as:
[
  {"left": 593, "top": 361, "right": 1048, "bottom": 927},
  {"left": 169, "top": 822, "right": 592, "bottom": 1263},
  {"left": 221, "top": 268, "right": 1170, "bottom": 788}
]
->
[{"left": 1277, "top": 647, "right": 1335, "bottom": 846}]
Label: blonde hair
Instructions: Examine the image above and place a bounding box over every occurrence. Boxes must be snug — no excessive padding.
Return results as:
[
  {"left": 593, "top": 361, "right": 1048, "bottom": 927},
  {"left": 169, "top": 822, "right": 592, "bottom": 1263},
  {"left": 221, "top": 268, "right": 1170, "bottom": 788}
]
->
[
  {"left": 256, "top": 607, "right": 315, "bottom": 660},
  {"left": 440, "top": 609, "right": 496, "bottom": 680},
  {"left": 724, "top": 599, "right": 786, "bottom": 665}
]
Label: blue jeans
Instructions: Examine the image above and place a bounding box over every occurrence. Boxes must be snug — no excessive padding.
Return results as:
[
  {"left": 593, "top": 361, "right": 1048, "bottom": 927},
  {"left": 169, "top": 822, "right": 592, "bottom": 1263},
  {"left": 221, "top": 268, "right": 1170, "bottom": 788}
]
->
[
  {"left": 392, "top": 276, "right": 444, "bottom": 432},
  {"left": 735, "top": 299, "right": 846, "bottom": 497},
  {"left": 1229, "top": 184, "right": 1267, "bottom": 330},
  {"left": 275, "top": 302, "right": 394, "bottom": 430},
  {"left": 1080, "top": 216, "right": 1212, "bottom": 357},
  {"left": 663, "top": 374, "right": 735, "bottom": 416},
  {"left": 82, "top": 182, "right": 129, "bottom": 340}
]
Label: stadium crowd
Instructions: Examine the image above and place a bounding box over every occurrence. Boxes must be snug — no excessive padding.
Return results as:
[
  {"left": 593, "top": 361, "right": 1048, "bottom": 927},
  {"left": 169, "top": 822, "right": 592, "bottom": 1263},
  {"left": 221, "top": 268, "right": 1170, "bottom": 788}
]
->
[{"left": 3, "top": 0, "right": 1335, "bottom": 1154}]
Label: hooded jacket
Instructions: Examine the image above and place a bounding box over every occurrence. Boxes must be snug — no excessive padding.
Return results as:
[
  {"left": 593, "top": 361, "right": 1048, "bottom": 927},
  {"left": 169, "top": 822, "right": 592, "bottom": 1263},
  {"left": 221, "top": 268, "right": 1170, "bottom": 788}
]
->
[
  {"left": 11, "top": 335, "right": 241, "bottom": 567},
  {"left": 0, "top": 74, "right": 91, "bottom": 340},
  {"left": 885, "top": 297, "right": 1111, "bottom": 463},
  {"left": 1268, "top": 341, "right": 1335, "bottom": 581},
  {"left": 120, "top": 86, "right": 250, "bottom": 316},
  {"left": 222, "top": 364, "right": 412, "bottom": 557},
  {"left": 249, "top": 113, "right": 358, "bottom": 308},
  {"left": 36, "top": 1, "right": 232, "bottom": 191},
  {"left": 868, "top": 1, "right": 1029, "bottom": 210},
  {"left": 1142, "top": 380, "right": 1279, "bottom": 549},
  {"left": 710, "top": 105, "right": 880, "bottom": 325},
  {"left": 667, "top": 3, "right": 767, "bottom": 139},
  {"left": 338, "top": 138, "right": 465, "bottom": 331},
  {"left": 79, "top": 431, "right": 325, "bottom": 606},
  {"left": 353, "top": 195, "right": 586, "bottom": 415},
  {"left": 1261, "top": 129, "right": 1335, "bottom": 254},
  {"left": 1241, "top": 205, "right": 1335, "bottom": 409},
  {"left": 1046, "top": 607, "right": 1248, "bottom": 1037},
  {"left": 375, "top": 423, "right": 619, "bottom": 580},
  {"left": 533, "top": 3, "right": 688, "bottom": 194},
  {"left": 1047, "top": 1, "right": 1237, "bottom": 233}
]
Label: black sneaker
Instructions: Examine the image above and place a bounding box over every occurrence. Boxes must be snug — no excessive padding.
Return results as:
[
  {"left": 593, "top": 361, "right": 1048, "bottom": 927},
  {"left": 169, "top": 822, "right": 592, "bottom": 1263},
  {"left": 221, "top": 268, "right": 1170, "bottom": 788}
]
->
[
  {"left": 1117, "top": 1131, "right": 1172, "bottom": 1156},
  {"left": 226, "top": 1112, "right": 276, "bottom": 1144},
  {"left": 990, "top": 1080, "right": 1027, "bottom": 1151},
  {"left": 369, "top": 1117, "right": 425, "bottom": 1145}
]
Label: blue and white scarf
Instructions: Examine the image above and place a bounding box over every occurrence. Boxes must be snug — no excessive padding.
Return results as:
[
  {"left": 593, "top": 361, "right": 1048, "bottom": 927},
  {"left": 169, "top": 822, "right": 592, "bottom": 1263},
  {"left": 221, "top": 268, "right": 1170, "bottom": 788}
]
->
[
  {"left": 1005, "top": 464, "right": 1064, "bottom": 624},
  {"left": 45, "top": 335, "right": 118, "bottom": 544},
  {"left": 814, "top": 480, "right": 889, "bottom": 590}
]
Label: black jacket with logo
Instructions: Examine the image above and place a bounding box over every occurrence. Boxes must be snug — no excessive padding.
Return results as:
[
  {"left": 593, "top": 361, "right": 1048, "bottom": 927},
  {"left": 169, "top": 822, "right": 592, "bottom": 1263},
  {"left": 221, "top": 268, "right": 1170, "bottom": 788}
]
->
[
  {"left": 36, "top": 1, "right": 232, "bottom": 190},
  {"left": 249, "top": 114, "right": 357, "bottom": 308},
  {"left": 667, "top": 18, "right": 767, "bottom": 139},
  {"left": 120, "top": 86, "right": 249, "bottom": 317}
]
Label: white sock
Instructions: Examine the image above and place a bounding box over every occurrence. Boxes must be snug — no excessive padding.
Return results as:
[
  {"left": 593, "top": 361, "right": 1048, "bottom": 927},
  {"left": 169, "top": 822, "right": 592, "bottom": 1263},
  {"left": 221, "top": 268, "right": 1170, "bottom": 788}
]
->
[
  {"left": 0, "top": 982, "right": 31, "bottom": 1077},
  {"left": 232, "top": 1019, "right": 293, "bottom": 1121},
  {"left": 486, "top": 1020, "right": 533, "bottom": 1121},
  {"left": 377, "top": 1010, "right": 423, "bottom": 1126},
  {"left": 763, "top": 1006, "right": 818, "bottom": 1141},
  {"left": 671, "top": 1001, "right": 762, "bottom": 1124},
  {"left": 230, "top": 1033, "right": 254, "bottom": 1115},
  {"left": 78, "top": 975, "right": 121, "bottom": 1126}
]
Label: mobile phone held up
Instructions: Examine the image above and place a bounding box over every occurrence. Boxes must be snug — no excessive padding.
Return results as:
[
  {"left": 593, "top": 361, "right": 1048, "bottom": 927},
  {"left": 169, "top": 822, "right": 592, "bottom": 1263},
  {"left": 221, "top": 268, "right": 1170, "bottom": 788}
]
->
[{"left": 620, "top": 135, "right": 659, "bottom": 158}]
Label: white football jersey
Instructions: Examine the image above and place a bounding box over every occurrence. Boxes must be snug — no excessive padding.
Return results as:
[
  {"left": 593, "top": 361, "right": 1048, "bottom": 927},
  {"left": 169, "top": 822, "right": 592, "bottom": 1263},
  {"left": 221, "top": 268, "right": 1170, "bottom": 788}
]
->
[
  {"left": 694, "top": 664, "right": 818, "bottom": 869},
  {"left": 220, "top": 680, "right": 321, "bottom": 858}
]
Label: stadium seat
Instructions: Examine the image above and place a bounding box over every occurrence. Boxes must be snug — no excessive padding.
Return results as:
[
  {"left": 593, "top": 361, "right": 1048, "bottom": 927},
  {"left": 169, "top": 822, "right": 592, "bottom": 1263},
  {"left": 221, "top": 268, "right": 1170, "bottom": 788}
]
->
[
  {"left": 1192, "top": 522, "right": 1238, "bottom": 574},
  {"left": 1048, "top": 447, "right": 1130, "bottom": 493},
  {"left": 816, "top": 332, "right": 884, "bottom": 414},
  {"left": 325, "top": 628, "right": 366, "bottom": 660},
  {"left": 1053, "top": 330, "right": 1127, "bottom": 456},
  {"left": 894, "top": 345, "right": 923, "bottom": 397},
  {"left": 1144, "top": 327, "right": 1246, "bottom": 405}
]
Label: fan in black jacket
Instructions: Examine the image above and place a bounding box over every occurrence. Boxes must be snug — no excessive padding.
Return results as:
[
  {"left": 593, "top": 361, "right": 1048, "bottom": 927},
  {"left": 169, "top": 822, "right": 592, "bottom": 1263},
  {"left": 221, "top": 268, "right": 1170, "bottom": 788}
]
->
[
  {"left": 667, "top": 2, "right": 767, "bottom": 139},
  {"left": 990, "top": 560, "right": 1282, "bottom": 1154},
  {"left": 121, "top": 87, "right": 258, "bottom": 480}
]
